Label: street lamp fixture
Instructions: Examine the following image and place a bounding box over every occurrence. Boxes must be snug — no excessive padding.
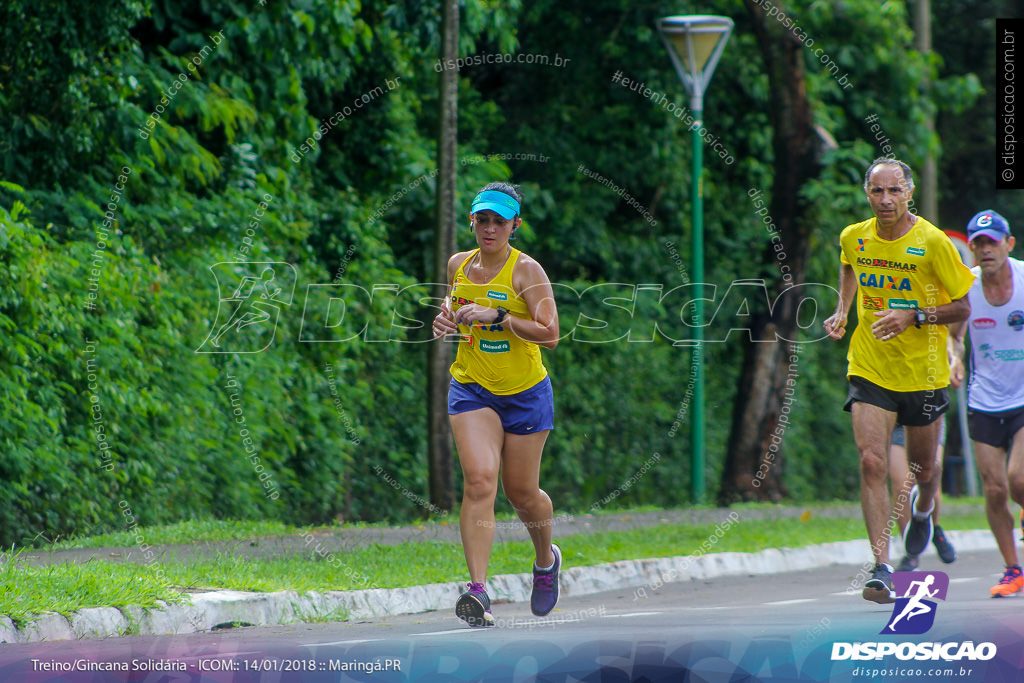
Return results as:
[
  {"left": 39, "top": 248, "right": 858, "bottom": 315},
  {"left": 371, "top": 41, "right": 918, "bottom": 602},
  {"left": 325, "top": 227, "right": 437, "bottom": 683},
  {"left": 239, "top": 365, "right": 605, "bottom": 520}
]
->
[
  {"left": 658, "top": 15, "right": 733, "bottom": 115},
  {"left": 657, "top": 15, "right": 733, "bottom": 505}
]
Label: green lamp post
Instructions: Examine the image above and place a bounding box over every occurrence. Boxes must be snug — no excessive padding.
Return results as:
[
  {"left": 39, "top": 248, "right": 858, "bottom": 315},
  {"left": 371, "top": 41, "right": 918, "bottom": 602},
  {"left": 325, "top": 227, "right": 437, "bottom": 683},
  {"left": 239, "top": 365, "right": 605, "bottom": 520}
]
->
[{"left": 657, "top": 15, "right": 733, "bottom": 504}]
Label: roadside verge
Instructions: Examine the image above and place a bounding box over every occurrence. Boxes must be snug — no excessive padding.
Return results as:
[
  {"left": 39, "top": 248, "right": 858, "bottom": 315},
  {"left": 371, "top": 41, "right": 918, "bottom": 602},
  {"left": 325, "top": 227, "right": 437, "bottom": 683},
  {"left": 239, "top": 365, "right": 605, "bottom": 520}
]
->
[{"left": 0, "top": 529, "right": 997, "bottom": 644}]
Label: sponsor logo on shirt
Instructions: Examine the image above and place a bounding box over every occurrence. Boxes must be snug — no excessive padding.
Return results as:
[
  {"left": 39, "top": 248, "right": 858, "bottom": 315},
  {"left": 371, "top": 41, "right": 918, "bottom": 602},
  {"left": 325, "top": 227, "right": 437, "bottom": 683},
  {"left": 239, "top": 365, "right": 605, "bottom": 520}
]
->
[
  {"left": 888, "top": 299, "right": 920, "bottom": 310},
  {"left": 856, "top": 256, "right": 918, "bottom": 272},
  {"left": 857, "top": 238, "right": 868, "bottom": 252},
  {"left": 973, "top": 318, "right": 997, "bottom": 329},
  {"left": 479, "top": 339, "right": 511, "bottom": 354},
  {"left": 863, "top": 295, "right": 884, "bottom": 311},
  {"left": 907, "top": 247, "right": 926, "bottom": 256},
  {"left": 486, "top": 290, "right": 509, "bottom": 301},
  {"left": 1009, "top": 311, "right": 1024, "bottom": 331},
  {"left": 994, "top": 349, "right": 1024, "bottom": 361},
  {"left": 859, "top": 272, "right": 912, "bottom": 291}
]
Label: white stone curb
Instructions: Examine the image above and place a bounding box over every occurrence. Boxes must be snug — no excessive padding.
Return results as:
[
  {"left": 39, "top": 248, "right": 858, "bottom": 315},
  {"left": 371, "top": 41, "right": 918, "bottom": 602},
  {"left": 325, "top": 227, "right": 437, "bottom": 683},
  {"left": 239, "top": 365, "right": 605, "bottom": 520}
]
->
[{"left": 0, "top": 530, "right": 997, "bottom": 643}]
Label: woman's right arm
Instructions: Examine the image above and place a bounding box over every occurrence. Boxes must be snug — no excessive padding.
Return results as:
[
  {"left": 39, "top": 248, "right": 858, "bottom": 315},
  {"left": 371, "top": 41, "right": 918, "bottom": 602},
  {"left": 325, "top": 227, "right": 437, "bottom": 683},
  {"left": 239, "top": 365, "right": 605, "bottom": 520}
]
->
[{"left": 432, "top": 252, "right": 466, "bottom": 338}]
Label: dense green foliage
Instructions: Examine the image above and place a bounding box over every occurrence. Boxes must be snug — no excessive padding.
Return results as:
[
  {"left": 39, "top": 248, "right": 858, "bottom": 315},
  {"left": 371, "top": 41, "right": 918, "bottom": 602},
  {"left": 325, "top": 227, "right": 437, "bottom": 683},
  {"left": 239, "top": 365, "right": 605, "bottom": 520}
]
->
[{"left": 0, "top": 0, "right": 1004, "bottom": 546}]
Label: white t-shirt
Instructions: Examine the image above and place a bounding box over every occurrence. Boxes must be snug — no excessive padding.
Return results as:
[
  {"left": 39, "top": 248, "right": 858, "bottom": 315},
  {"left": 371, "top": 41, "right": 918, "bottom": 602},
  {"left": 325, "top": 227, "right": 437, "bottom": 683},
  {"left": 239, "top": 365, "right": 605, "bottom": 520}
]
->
[{"left": 966, "top": 257, "right": 1024, "bottom": 412}]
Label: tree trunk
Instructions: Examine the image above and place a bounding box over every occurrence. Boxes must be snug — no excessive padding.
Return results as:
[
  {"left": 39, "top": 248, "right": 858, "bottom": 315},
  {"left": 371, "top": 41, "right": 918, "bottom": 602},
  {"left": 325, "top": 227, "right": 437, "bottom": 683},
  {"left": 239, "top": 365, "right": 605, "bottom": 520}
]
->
[
  {"left": 427, "top": 0, "right": 458, "bottom": 514},
  {"left": 718, "top": 1, "right": 820, "bottom": 504},
  {"left": 913, "top": 0, "right": 937, "bottom": 223}
]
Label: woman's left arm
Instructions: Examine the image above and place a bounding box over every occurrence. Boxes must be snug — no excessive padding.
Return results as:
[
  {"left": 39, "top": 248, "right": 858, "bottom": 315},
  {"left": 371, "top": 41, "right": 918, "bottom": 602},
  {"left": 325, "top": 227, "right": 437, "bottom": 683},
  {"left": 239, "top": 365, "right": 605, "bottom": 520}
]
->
[{"left": 510, "top": 256, "right": 559, "bottom": 349}]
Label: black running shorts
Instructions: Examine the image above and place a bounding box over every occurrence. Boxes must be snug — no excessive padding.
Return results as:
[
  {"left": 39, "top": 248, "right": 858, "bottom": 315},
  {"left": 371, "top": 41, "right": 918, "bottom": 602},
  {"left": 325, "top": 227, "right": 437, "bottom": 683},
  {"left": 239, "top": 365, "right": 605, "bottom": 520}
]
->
[
  {"left": 967, "top": 405, "right": 1024, "bottom": 451},
  {"left": 843, "top": 376, "right": 948, "bottom": 427}
]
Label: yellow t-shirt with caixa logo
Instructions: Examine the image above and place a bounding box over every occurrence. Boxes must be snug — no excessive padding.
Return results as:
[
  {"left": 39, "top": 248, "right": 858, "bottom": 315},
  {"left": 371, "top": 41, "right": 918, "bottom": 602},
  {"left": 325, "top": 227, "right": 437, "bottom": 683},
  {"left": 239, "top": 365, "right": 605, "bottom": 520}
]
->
[
  {"left": 449, "top": 248, "right": 547, "bottom": 395},
  {"left": 839, "top": 216, "right": 975, "bottom": 391}
]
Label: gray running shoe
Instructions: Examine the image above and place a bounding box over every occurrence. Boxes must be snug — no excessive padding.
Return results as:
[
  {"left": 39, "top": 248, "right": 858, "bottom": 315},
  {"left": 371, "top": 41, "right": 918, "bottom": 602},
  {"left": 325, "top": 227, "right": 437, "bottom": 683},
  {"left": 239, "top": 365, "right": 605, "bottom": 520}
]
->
[
  {"left": 904, "top": 485, "right": 934, "bottom": 556},
  {"left": 895, "top": 554, "right": 919, "bottom": 572},
  {"left": 863, "top": 563, "right": 896, "bottom": 604},
  {"left": 932, "top": 525, "right": 956, "bottom": 564}
]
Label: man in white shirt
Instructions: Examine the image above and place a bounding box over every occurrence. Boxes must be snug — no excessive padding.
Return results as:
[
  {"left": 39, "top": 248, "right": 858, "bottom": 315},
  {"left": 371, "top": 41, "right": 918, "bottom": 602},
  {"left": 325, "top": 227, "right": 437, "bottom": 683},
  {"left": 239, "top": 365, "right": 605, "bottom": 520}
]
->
[{"left": 950, "top": 210, "right": 1024, "bottom": 597}]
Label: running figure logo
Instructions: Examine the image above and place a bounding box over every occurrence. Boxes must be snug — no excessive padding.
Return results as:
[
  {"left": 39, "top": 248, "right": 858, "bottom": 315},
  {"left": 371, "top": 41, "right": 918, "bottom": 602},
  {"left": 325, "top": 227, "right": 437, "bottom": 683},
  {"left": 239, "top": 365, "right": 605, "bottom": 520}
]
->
[
  {"left": 196, "top": 262, "right": 297, "bottom": 353},
  {"left": 882, "top": 571, "right": 949, "bottom": 635}
]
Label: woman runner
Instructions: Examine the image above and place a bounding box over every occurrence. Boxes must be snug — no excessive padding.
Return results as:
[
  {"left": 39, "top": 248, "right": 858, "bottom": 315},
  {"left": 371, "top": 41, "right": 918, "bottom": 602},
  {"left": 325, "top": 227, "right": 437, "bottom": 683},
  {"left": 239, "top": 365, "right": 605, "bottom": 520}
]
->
[{"left": 432, "top": 182, "right": 561, "bottom": 627}]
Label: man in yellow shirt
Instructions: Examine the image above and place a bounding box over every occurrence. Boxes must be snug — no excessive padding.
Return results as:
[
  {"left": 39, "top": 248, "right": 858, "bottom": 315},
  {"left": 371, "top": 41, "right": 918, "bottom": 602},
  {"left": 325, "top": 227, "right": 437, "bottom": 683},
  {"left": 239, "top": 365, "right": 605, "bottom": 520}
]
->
[{"left": 824, "top": 158, "right": 974, "bottom": 604}]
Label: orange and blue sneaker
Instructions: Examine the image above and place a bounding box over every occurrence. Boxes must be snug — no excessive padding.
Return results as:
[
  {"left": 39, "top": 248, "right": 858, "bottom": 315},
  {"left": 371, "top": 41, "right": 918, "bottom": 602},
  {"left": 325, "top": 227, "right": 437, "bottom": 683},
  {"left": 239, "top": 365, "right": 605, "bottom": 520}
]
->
[
  {"left": 990, "top": 566, "right": 1024, "bottom": 598},
  {"left": 456, "top": 582, "right": 495, "bottom": 627}
]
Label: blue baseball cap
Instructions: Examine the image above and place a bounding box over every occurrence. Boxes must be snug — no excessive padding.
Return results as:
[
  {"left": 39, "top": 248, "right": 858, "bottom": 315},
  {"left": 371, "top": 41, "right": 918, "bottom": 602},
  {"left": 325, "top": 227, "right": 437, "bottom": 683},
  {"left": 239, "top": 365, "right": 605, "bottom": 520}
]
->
[
  {"left": 470, "top": 190, "right": 520, "bottom": 219},
  {"left": 966, "top": 210, "right": 1011, "bottom": 242}
]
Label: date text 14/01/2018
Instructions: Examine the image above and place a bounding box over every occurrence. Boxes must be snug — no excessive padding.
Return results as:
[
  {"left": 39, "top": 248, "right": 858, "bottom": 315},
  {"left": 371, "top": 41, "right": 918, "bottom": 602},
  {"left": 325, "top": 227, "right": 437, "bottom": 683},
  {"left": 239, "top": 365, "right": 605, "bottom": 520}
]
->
[{"left": 199, "top": 658, "right": 403, "bottom": 673}]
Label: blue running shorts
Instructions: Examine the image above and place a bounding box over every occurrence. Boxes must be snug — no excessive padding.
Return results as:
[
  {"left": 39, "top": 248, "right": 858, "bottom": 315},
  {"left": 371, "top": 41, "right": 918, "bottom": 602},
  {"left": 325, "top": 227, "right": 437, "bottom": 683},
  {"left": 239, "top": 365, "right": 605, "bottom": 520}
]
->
[{"left": 448, "top": 376, "right": 554, "bottom": 435}]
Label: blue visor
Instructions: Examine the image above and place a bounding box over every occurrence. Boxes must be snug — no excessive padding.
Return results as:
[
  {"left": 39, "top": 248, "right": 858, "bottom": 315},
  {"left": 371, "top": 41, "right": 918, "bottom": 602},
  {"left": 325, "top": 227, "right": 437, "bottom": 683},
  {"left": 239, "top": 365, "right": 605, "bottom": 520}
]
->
[{"left": 470, "top": 190, "right": 520, "bottom": 219}]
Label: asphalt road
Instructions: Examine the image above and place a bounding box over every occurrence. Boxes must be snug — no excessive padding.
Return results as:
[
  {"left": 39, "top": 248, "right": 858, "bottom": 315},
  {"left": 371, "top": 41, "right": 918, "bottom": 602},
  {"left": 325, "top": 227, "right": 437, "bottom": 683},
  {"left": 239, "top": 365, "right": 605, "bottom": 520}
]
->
[{"left": 2, "top": 550, "right": 1021, "bottom": 682}]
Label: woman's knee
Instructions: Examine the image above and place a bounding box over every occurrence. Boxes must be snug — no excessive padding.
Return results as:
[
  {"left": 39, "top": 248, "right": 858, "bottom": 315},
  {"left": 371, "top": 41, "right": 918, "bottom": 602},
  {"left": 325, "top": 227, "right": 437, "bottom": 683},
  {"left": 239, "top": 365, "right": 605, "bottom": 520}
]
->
[
  {"left": 507, "top": 484, "right": 550, "bottom": 511},
  {"left": 462, "top": 470, "right": 499, "bottom": 501}
]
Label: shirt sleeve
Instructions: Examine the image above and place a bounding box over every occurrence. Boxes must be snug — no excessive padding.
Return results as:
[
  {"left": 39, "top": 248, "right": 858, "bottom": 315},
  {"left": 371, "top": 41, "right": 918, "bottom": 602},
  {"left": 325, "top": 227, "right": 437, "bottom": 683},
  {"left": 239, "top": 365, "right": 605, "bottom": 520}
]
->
[{"left": 932, "top": 231, "right": 975, "bottom": 301}]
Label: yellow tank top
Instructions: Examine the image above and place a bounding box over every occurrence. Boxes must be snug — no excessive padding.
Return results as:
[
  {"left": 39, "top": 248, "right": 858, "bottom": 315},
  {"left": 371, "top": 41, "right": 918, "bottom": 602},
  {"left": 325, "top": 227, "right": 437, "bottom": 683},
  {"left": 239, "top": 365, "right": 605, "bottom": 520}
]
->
[{"left": 449, "top": 248, "right": 548, "bottom": 395}]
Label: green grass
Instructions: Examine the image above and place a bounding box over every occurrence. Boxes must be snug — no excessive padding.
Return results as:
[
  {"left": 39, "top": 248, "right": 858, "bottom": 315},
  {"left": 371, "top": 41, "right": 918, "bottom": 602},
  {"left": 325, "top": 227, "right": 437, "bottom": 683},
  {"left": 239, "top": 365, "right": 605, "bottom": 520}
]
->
[
  {"left": 1, "top": 506, "right": 990, "bottom": 626},
  {"left": 38, "top": 498, "right": 989, "bottom": 550},
  {"left": 45, "top": 519, "right": 311, "bottom": 549},
  {"left": 0, "top": 551, "right": 188, "bottom": 629}
]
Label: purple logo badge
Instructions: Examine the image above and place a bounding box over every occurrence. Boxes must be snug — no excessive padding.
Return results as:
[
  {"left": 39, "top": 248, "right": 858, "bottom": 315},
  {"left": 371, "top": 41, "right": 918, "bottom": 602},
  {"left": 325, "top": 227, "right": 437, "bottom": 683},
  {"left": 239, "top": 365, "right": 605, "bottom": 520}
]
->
[{"left": 882, "top": 571, "right": 949, "bottom": 635}]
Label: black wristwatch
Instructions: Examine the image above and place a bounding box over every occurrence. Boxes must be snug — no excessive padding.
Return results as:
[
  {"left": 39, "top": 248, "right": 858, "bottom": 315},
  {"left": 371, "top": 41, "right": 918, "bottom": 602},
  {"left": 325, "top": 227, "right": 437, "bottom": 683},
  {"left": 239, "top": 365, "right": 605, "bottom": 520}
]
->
[
  {"left": 494, "top": 306, "right": 508, "bottom": 324},
  {"left": 913, "top": 307, "right": 927, "bottom": 329}
]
